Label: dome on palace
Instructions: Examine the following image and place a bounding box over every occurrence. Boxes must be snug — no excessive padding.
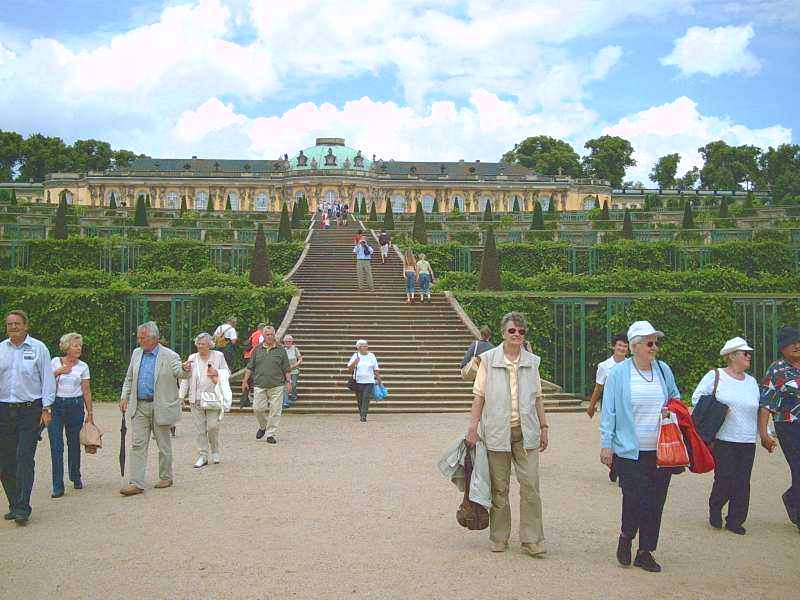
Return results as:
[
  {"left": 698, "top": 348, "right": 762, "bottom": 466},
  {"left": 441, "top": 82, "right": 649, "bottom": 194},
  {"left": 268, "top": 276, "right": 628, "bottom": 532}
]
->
[{"left": 289, "top": 138, "right": 372, "bottom": 171}]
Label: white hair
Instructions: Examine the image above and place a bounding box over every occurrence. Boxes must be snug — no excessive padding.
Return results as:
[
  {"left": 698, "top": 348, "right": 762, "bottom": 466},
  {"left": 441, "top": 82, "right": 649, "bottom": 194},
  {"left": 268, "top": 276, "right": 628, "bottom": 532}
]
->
[
  {"left": 629, "top": 335, "right": 644, "bottom": 347},
  {"left": 137, "top": 321, "right": 159, "bottom": 339},
  {"left": 59, "top": 332, "right": 83, "bottom": 352},
  {"left": 194, "top": 332, "right": 215, "bottom": 348}
]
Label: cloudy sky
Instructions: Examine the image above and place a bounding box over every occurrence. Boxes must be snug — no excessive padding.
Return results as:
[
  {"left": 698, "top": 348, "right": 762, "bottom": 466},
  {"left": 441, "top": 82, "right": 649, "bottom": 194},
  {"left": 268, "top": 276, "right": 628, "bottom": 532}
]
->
[{"left": 1, "top": 0, "right": 798, "bottom": 184}]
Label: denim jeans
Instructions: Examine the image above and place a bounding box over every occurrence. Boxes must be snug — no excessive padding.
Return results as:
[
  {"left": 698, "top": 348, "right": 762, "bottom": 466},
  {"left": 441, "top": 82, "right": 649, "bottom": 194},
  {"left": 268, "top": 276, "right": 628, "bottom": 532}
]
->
[
  {"left": 0, "top": 401, "right": 43, "bottom": 518},
  {"left": 419, "top": 272, "right": 431, "bottom": 295},
  {"left": 283, "top": 373, "right": 299, "bottom": 408},
  {"left": 47, "top": 396, "right": 85, "bottom": 494},
  {"left": 405, "top": 271, "right": 416, "bottom": 295}
]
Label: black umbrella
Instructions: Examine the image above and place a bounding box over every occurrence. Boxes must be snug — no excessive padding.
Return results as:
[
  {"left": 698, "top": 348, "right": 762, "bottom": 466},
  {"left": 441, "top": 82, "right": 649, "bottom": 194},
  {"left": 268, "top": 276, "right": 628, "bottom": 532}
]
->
[{"left": 119, "top": 413, "right": 127, "bottom": 477}]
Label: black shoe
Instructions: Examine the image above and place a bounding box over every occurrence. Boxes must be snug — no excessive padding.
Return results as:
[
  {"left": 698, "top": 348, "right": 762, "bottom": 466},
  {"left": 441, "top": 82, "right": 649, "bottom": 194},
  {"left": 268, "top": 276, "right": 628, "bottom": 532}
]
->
[
  {"left": 709, "top": 512, "right": 723, "bottom": 529},
  {"left": 782, "top": 491, "right": 799, "bottom": 525},
  {"left": 73, "top": 480, "right": 83, "bottom": 490},
  {"left": 51, "top": 491, "right": 64, "bottom": 499},
  {"left": 360, "top": 415, "right": 367, "bottom": 422},
  {"left": 726, "top": 523, "right": 746, "bottom": 535},
  {"left": 634, "top": 551, "right": 661, "bottom": 573},
  {"left": 266, "top": 436, "right": 277, "bottom": 444},
  {"left": 3, "top": 512, "right": 15, "bottom": 521},
  {"left": 256, "top": 428, "right": 266, "bottom": 440},
  {"left": 616, "top": 535, "right": 632, "bottom": 566},
  {"left": 14, "top": 515, "right": 29, "bottom": 526}
]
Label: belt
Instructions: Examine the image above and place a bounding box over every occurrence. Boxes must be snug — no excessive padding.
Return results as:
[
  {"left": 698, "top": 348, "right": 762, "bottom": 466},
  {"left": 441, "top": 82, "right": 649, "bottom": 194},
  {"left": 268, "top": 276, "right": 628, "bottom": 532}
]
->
[
  {"left": 1, "top": 399, "right": 43, "bottom": 409},
  {"left": 138, "top": 397, "right": 154, "bottom": 402}
]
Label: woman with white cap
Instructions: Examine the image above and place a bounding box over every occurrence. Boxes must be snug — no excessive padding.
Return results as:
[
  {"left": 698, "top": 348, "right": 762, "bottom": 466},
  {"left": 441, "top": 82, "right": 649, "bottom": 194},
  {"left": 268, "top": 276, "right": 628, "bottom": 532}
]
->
[
  {"left": 347, "top": 339, "right": 381, "bottom": 422},
  {"left": 600, "top": 320, "right": 680, "bottom": 573},
  {"left": 692, "top": 337, "right": 760, "bottom": 535}
]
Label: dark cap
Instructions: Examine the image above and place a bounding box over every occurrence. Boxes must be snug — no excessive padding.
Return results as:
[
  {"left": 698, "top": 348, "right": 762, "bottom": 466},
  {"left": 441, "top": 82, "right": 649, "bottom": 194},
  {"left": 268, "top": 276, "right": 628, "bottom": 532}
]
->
[{"left": 778, "top": 326, "right": 800, "bottom": 350}]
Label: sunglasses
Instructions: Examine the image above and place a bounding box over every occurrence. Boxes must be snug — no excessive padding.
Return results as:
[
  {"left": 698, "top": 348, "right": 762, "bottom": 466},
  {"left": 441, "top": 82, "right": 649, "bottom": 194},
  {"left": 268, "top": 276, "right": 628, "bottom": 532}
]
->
[
  {"left": 646, "top": 341, "right": 660, "bottom": 348},
  {"left": 506, "top": 328, "right": 526, "bottom": 336},
  {"left": 741, "top": 350, "right": 753, "bottom": 357}
]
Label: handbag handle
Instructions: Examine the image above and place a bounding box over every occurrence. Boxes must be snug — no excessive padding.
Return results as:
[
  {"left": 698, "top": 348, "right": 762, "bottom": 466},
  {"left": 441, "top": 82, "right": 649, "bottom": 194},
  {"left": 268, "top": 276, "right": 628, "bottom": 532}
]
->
[{"left": 712, "top": 368, "right": 720, "bottom": 399}]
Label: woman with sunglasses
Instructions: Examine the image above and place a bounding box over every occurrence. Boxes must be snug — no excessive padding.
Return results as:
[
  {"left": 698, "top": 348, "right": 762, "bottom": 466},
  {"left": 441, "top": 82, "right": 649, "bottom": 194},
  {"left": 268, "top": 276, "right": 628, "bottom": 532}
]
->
[
  {"left": 691, "top": 337, "right": 759, "bottom": 535},
  {"left": 600, "top": 321, "right": 680, "bottom": 573},
  {"left": 466, "top": 312, "right": 549, "bottom": 557}
]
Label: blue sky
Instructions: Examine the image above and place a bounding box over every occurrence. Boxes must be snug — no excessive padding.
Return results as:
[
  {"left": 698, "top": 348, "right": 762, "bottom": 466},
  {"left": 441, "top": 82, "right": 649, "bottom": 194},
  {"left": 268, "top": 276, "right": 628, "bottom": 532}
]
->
[{"left": 1, "top": 0, "right": 798, "bottom": 183}]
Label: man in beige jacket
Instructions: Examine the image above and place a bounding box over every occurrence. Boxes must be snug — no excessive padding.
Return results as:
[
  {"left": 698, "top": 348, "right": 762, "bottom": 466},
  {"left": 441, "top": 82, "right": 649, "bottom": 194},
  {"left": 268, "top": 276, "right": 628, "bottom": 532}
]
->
[{"left": 119, "top": 322, "right": 190, "bottom": 496}]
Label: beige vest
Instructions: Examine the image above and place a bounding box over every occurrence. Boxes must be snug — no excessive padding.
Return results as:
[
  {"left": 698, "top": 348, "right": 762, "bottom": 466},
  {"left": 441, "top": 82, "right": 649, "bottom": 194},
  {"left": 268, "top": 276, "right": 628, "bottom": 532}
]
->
[{"left": 479, "top": 346, "right": 542, "bottom": 452}]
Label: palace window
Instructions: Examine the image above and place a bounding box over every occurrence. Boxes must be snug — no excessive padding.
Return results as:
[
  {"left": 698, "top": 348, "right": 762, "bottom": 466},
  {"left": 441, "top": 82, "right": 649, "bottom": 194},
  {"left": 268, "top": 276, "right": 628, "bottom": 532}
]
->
[
  {"left": 324, "top": 190, "right": 338, "bottom": 205},
  {"left": 195, "top": 191, "right": 208, "bottom": 211},
  {"left": 64, "top": 191, "right": 73, "bottom": 205},
  {"left": 255, "top": 192, "right": 268, "bottom": 212},
  {"left": 539, "top": 195, "right": 551, "bottom": 211},
  {"left": 391, "top": 194, "right": 406, "bottom": 213},
  {"left": 166, "top": 192, "right": 179, "bottom": 209},
  {"left": 422, "top": 194, "right": 434, "bottom": 213},
  {"left": 227, "top": 192, "right": 240, "bottom": 211},
  {"left": 583, "top": 196, "right": 597, "bottom": 210},
  {"left": 354, "top": 191, "right": 366, "bottom": 208},
  {"left": 511, "top": 195, "right": 522, "bottom": 211},
  {"left": 478, "top": 195, "right": 493, "bottom": 212},
  {"left": 451, "top": 194, "right": 465, "bottom": 211}
]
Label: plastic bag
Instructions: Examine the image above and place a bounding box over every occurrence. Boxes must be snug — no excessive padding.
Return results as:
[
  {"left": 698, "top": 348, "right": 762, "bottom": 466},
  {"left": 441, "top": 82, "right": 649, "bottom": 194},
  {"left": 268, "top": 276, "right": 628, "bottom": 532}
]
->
[
  {"left": 657, "top": 411, "right": 690, "bottom": 468},
  {"left": 373, "top": 383, "right": 388, "bottom": 401}
]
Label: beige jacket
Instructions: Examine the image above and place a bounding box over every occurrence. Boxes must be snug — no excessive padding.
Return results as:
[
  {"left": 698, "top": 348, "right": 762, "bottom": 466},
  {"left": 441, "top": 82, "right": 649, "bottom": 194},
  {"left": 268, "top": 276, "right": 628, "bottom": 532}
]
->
[
  {"left": 120, "top": 344, "right": 188, "bottom": 426},
  {"left": 178, "top": 351, "right": 229, "bottom": 404},
  {"left": 478, "top": 345, "right": 542, "bottom": 452}
]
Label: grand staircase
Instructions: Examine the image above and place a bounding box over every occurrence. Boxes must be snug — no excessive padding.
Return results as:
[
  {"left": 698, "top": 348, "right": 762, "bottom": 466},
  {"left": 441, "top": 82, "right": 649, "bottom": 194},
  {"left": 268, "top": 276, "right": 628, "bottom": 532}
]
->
[{"left": 276, "top": 219, "right": 582, "bottom": 414}]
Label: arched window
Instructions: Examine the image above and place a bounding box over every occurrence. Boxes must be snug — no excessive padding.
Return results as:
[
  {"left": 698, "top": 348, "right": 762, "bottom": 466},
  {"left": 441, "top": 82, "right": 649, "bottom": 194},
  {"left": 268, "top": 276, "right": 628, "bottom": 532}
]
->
[
  {"left": 422, "top": 194, "right": 434, "bottom": 213},
  {"left": 583, "top": 196, "right": 597, "bottom": 210},
  {"left": 451, "top": 194, "right": 465, "bottom": 212},
  {"left": 539, "top": 195, "right": 551, "bottom": 211},
  {"left": 354, "top": 191, "right": 366, "bottom": 207},
  {"left": 195, "top": 191, "right": 208, "bottom": 211},
  {"left": 511, "top": 195, "right": 522, "bottom": 211},
  {"left": 391, "top": 194, "right": 406, "bottom": 213},
  {"left": 227, "top": 192, "right": 240, "bottom": 211},
  {"left": 324, "top": 190, "right": 338, "bottom": 205},
  {"left": 255, "top": 192, "right": 268, "bottom": 212},
  {"left": 166, "top": 191, "right": 179, "bottom": 209},
  {"left": 478, "top": 195, "right": 493, "bottom": 212}
]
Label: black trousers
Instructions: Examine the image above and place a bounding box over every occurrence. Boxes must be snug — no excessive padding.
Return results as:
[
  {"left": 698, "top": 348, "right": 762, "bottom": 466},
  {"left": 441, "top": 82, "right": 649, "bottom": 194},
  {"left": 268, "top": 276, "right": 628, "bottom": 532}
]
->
[
  {"left": 0, "top": 401, "right": 43, "bottom": 518},
  {"left": 614, "top": 451, "right": 672, "bottom": 552},
  {"left": 775, "top": 421, "right": 800, "bottom": 524},
  {"left": 709, "top": 440, "right": 756, "bottom": 527},
  {"left": 354, "top": 383, "right": 372, "bottom": 418}
]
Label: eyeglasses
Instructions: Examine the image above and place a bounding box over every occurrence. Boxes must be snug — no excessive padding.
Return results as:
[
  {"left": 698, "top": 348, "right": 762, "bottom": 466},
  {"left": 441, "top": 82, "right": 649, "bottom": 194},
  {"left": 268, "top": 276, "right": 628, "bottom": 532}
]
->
[
  {"left": 646, "top": 341, "right": 660, "bottom": 348},
  {"left": 506, "top": 328, "right": 526, "bottom": 336},
  {"left": 741, "top": 350, "right": 753, "bottom": 357}
]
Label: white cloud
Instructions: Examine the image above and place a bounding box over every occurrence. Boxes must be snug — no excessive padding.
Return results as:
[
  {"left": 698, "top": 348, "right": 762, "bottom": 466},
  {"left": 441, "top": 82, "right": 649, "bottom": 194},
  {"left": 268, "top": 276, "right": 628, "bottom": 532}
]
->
[
  {"left": 0, "top": 43, "right": 15, "bottom": 65},
  {"left": 175, "top": 98, "right": 247, "bottom": 143},
  {"left": 603, "top": 96, "right": 791, "bottom": 184},
  {"left": 660, "top": 24, "right": 761, "bottom": 77}
]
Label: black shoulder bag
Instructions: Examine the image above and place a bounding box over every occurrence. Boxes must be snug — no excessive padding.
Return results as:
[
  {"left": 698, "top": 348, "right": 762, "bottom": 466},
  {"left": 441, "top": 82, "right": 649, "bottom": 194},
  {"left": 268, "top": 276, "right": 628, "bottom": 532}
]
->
[{"left": 691, "top": 369, "right": 728, "bottom": 444}]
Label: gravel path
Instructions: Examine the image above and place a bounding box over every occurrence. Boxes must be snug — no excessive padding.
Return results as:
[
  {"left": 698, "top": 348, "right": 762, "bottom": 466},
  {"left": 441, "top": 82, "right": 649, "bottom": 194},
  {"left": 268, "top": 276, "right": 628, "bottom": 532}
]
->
[{"left": 1, "top": 405, "right": 797, "bottom": 600}]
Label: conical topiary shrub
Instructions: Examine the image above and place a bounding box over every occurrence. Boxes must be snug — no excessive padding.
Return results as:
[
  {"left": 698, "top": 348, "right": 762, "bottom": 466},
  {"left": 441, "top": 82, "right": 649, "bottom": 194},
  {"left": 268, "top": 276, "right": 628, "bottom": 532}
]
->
[
  {"left": 412, "top": 201, "right": 427, "bottom": 244},
  {"left": 180, "top": 195, "right": 187, "bottom": 215},
  {"left": 594, "top": 197, "right": 600, "bottom": 210},
  {"left": 249, "top": 223, "right": 271, "bottom": 287},
  {"left": 206, "top": 193, "right": 214, "bottom": 213},
  {"left": 225, "top": 194, "right": 232, "bottom": 211},
  {"left": 719, "top": 196, "right": 729, "bottom": 218},
  {"left": 10, "top": 189, "right": 17, "bottom": 206},
  {"left": 453, "top": 197, "right": 461, "bottom": 213},
  {"left": 482, "top": 199, "right": 493, "bottom": 222},
  {"left": 432, "top": 196, "right": 440, "bottom": 213},
  {"left": 369, "top": 201, "right": 377, "bottom": 222},
  {"left": 360, "top": 197, "right": 367, "bottom": 214},
  {"left": 145, "top": 194, "right": 151, "bottom": 209},
  {"left": 548, "top": 196, "right": 556, "bottom": 214},
  {"left": 278, "top": 202, "right": 292, "bottom": 241},
  {"left": 478, "top": 226, "right": 502, "bottom": 291},
  {"left": 291, "top": 200, "right": 301, "bottom": 228},
  {"left": 383, "top": 200, "right": 394, "bottom": 230},
  {"left": 682, "top": 200, "right": 694, "bottom": 229},
  {"left": 134, "top": 193, "right": 148, "bottom": 226},
  {"left": 531, "top": 201, "right": 545, "bottom": 230},
  {"left": 601, "top": 199, "right": 610, "bottom": 221},
  {"left": 512, "top": 196, "right": 520, "bottom": 212},
  {"left": 54, "top": 193, "right": 68, "bottom": 239},
  {"left": 108, "top": 192, "right": 117, "bottom": 209},
  {"left": 622, "top": 208, "right": 633, "bottom": 239}
]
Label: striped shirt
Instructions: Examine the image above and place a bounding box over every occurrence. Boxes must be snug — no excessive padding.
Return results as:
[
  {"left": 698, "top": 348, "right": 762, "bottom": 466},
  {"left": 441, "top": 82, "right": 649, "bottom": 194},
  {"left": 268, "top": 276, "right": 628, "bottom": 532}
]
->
[{"left": 629, "top": 363, "right": 666, "bottom": 451}]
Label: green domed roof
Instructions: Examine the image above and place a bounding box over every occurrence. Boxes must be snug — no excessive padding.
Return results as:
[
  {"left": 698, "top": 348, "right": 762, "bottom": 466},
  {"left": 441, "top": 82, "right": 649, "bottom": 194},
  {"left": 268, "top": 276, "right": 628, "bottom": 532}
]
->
[{"left": 289, "top": 138, "right": 372, "bottom": 171}]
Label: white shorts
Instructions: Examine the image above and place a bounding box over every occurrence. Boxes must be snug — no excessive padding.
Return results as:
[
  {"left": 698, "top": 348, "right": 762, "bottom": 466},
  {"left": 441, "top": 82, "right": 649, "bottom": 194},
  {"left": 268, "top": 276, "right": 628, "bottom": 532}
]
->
[{"left": 380, "top": 244, "right": 389, "bottom": 257}]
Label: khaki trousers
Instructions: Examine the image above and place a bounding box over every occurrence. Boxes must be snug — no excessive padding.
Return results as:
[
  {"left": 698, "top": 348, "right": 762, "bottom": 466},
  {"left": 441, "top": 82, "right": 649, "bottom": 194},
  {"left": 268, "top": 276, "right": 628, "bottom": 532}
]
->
[
  {"left": 129, "top": 401, "right": 173, "bottom": 489},
  {"left": 486, "top": 426, "right": 544, "bottom": 545},
  {"left": 190, "top": 404, "right": 221, "bottom": 458},
  {"left": 254, "top": 385, "right": 284, "bottom": 437},
  {"left": 356, "top": 259, "right": 374, "bottom": 289}
]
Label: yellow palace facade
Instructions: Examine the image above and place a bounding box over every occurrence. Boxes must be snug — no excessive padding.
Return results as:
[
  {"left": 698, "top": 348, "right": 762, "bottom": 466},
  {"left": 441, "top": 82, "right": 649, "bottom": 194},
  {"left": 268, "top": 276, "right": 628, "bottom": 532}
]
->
[{"left": 44, "top": 138, "right": 612, "bottom": 214}]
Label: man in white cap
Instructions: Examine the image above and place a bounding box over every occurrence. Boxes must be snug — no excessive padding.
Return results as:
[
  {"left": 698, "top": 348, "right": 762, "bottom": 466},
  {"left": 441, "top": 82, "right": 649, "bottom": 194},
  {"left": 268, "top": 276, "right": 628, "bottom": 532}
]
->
[{"left": 347, "top": 339, "right": 381, "bottom": 422}]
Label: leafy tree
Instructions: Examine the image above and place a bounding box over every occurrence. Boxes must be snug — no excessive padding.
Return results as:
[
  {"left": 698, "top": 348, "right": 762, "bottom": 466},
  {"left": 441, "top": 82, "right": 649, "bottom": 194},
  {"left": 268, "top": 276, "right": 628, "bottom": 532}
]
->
[
  {"left": 718, "top": 196, "right": 729, "bottom": 218},
  {"left": 682, "top": 200, "right": 694, "bottom": 229},
  {"left": 412, "top": 201, "right": 427, "bottom": 243},
  {"left": 278, "top": 203, "right": 292, "bottom": 241},
  {"left": 482, "top": 199, "right": 493, "bottom": 222},
  {"left": 291, "top": 200, "right": 301, "bottom": 228},
  {"left": 512, "top": 196, "right": 520, "bottom": 212},
  {"left": 501, "top": 135, "right": 581, "bottom": 177},
  {"left": 54, "top": 193, "right": 68, "bottom": 239},
  {"left": 383, "top": 200, "right": 395, "bottom": 229},
  {"left": 698, "top": 140, "right": 761, "bottom": 190},
  {"left": 432, "top": 196, "right": 440, "bottom": 213},
  {"left": 601, "top": 199, "right": 610, "bottom": 221},
  {"left": 225, "top": 194, "right": 232, "bottom": 211},
  {"left": 650, "top": 153, "right": 680, "bottom": 189},
  {"left": 368, "top": 201, "right": 377, "bottom": 222},
  {"left": 622, "top": 208, "right": 633, "bottom": 239},
  {"left": 677, "top": 166, "right": 700, "bottom": 190},
  {"left": 758, "top": 144, "right": 800, "bottom": 204},
  {"left": 10, "top": 189, "right": 17, "bottom": 205},
  {"left": 108, "top": 192, "right": 117, "bottom": 209},
  {"left": 360, "top": 197, "right": 367, "bottom": 214},
  {"left": 70, "top": 139, "right": 114, "bottom": 172},
  {"left": 0, "top": 130, "right": 24, "bottom": 182},
  {"left": 478, "top": 226, "right": 502, "bottom": 291},
  {"left": 134, "top": 194, "right": 148, "bottom": 226},
  {"left": 179, "top": 195, "right": 187, "bottom": 215},
  {"left": 19, "top": 134, "right": 71, "bottom": 182},
  {"left": 582, "top": 135, "right": 636, "bottom": 187},
  {"left": 249, "top": 223, "right": 271, "bottom": 287},
  {"left": 0, "top": 189, "right": 8, "bottom": 203},
  {"left": 531, "top": 201, "right": 545, "bottom": 229}
]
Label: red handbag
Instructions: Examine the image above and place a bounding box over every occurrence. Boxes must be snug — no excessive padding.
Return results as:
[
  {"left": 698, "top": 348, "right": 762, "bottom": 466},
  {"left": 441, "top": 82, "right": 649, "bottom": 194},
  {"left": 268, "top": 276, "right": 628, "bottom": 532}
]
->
[{"left": 657, "top": 412, "right": 690, "bottom": 468}]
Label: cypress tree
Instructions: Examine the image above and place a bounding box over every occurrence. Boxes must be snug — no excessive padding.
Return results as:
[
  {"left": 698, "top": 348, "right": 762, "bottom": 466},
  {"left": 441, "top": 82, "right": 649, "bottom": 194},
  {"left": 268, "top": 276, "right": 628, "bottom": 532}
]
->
[
  {"left": 108, "top": 192, "right": 117, "bottom": 209},
  {"left": 548, "top": 196, "right": 556, "bottom": 215},
  {"left": 0, "top": 189, "right": 8, "bottom": 203},
  {"left": 249, "top": 223, "right": 271, "bottom": 287},
  {"left": 206, "top": 193, "right": 214, "bottom": 213},
  {"left": 360, "top": 197, "right": 367, "bottom": 214},
  {"left": 54, "top": 193, "right": 68, "bottom": 239},
  {"left": 743, "top": 192, "right": 754, "bottom": 215},
  {"left": 278, "top": 202, "right": 292, "bottom": 241},
  {"left": 180, "top": 195, "right": 187, "bottom": 215},
  {"left": 622, "top": 208, "right": 633, "bottom": 239},
  {"left": 512, "top": 196, "right": 520, "bottom": 213},
  {"left": 47, "top": 190, "right": 51, "bottom": 204},
  {"left": 369, "top": 201, "right": 377, "bottom": 222},
  {"left": 225, "top": 194, "right": 232, "bottom": 211},
  {"left": 478, "top": 226, "right": 502, "bottom": 291},
  {"left": 134, "top": 193, "right": 148, "bottom": 226},
  {"left": 383, "top": 200, "right": 395, "bottom": 229},
  {"left": 432, "top": 196, "right": 440, "bottom": 213},
  {"left": 682, "top": 200, "right": 694, "bottom": 229},
  {"left": 412, "top": 201, "right": 427, "bottom": 243},
  {"left": 594, "top": 197, "right": 600, "bottom": 210},
  {"left": 145, "top": 194, "right": 151, "bottom": 209},
  {"left": 531, "top": 201, "right": 545, "bottom": 229},
  {"left": 10, "top": 189, "right": 17, "bottom": 206},
  {"left": 601, "top": 199, "right": 610, "bottom": 221},
  {"left": 291, "top": 200, "right": 301, "bottom": 228},
  {"left": 453, "top": 197, "right": 461, "bottom": 213},
  {"left": 482, "top": 199, "right": 493, "bottom": 222},
  {"left": 718, "top": 196, "right": 729, "bottom": 218}
]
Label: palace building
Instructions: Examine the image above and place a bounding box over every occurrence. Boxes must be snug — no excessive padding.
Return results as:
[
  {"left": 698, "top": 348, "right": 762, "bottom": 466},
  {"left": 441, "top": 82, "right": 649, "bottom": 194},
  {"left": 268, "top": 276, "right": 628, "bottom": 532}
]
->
[{"left": 42, "top": 137, "right": 612, "bottom": 213}]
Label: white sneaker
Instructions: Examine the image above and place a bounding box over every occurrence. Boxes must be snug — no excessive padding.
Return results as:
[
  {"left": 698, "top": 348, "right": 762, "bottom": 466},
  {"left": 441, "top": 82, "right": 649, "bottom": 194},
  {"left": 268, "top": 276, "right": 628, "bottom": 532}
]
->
[
  {"left": 194, "top": 456, "right": 208, "bottom": 468},
  {"left": 211, "top": 453, "right": 221, "bottom": 464}
]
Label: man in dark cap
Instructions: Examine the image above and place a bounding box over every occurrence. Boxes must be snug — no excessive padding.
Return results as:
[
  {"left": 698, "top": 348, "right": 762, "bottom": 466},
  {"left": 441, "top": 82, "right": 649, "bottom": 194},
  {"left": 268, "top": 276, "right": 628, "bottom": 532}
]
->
[{"left": 759, "top": 325, "right": 800, "bottom": 533}]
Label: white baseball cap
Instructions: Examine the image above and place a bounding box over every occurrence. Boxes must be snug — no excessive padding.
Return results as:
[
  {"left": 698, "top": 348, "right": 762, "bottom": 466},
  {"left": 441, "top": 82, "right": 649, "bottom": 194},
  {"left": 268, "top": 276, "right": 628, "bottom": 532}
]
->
[
  {"left": 720, "top": 337, "right": 754, "bottom": 356},
  {"left": 627, "top": 320, "right": 664, "bottom": 341},
  {"left": 355, "top": 339, "right": 368, "bottom": 348}
]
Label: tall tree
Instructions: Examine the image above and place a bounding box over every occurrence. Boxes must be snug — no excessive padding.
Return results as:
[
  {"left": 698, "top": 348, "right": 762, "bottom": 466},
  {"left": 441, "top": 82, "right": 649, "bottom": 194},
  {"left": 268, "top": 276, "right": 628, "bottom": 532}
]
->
[
  {"left": 650, "top": 153, "right": 680, "bottom": 189},
  {"left": 531, "top": 201, "right": 545, "bottom": 229},
  {"left": 145, "top": 194, "right": 151, "bottom": 209},
  {"left": 432, "top": 196, "right": 440, "bottom": 213},
  {"left": 548, "top": 195, "right": 556, "bottom": 214},
  {"left": 134, "top": 194, "right": 148, "bottom": 226},
  {"left": 412, "top": 201, "right": 427, "bottom": 244},
  {"left": 70, "top": 139, "right": 114, "bottom": 172},
  {"left": 582, "top": 135, "right": 636, "bottom": 188},
  {"left": 681, "top": 200, "right": 694, "bottom": 229},
  {"left": 249, "top": 223, "right": 271, "bottom": 287},
  {"left": 291, "top": 200, "right": 301, "bottom": 228},
  {"left": 698, "top": 140, "right": 761, "bottom": 190},
  {"left": 54, "top": 193, "right": 68, "bottom": 239},
  {"left": 676, "top": 166, "right": 700, "bottom": 189},
  {"left": 501, "top": 135, "right": 581, "bottom": 177},
  {"left": 601, "top": 199, "right": 610, "bottom": 220},
  {"left": 478, "top": 226, "right": 502, "bottom": 291},
  {"left": 368, "top": 201, "right": 377, "bottom": 222},
  {"left": 278, "top": 203, "right": 292, "bottom": 241},
  {"left": 452, "top": 197, "right": 461, "bottom": 212},
  {"left": 108, "top": 192, "right": 117, "bottom": 209},
  {"left": 206, "top": 192, "right": 214, "bottom": 213},
  {"left": 0, "top": 130, "right": 24, "bottom": 182},
  {"left": 482, "top": 199, "right": 493, "bottom": 222},
  {"left": 758, "top": 144, "right": 800, "bottom": 204},
  {"left": 19, "top": 134, "right": 71, "bottom": 182},
  {"left": 718, "top": 196, "right": 730, "bottom": 218},
  {"left": 622, "top": 208, "right": 633, "bottom": 239},
  {"left": 179, "top": 195, "right": 187, "bottom": 215},
  {"left": 593, "top": 197, "right": 600, "bottom": 210},
  {"left": 225, "top": 194, "right": 232, "bottom": 211},
  {"left": 383, "top": 200, "right": 395, "bottom": 230},
  {"left": 10, "top": 189, "right": 17, "bottom": 206},
  {"left": 360, "top": 197, "right": 367, "bottom": 214},
  {"left": 512, "top": 196, "right": 520, "bottom": 212}
]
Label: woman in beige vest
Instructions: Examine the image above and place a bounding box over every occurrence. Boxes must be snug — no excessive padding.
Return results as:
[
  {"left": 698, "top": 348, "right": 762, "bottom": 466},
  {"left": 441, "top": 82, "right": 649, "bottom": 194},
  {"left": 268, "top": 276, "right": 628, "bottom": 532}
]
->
[{"left": 466, "top": 311, "right": 549, "bottom": 557}]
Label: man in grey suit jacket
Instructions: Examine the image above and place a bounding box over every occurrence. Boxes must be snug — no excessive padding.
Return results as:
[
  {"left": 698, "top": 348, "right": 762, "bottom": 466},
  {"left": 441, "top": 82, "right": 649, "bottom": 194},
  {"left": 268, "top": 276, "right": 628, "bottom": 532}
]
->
[{"left": 119, "top": 322, "right": 190, "bottom": 496}]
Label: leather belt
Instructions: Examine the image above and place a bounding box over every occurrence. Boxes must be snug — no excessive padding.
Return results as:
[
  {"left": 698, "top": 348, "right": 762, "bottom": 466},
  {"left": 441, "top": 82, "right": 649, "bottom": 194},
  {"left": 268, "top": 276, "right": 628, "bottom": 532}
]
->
[
  {"left": 1, "top": 399, "right": 43, "bottom": 409},
  {"left": 138, "top": 397, "right": 154, "bottom": 402}
]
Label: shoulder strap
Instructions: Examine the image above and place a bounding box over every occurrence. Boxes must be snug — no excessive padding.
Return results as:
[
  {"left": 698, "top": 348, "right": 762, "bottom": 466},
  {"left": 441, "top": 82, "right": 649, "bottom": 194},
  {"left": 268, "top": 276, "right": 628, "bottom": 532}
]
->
[
  {"left": 712, "top": 368, "right": 720, "bottom": 398},
  {"left": 472, "top": 341, "right": 480, "bottom": 359}
]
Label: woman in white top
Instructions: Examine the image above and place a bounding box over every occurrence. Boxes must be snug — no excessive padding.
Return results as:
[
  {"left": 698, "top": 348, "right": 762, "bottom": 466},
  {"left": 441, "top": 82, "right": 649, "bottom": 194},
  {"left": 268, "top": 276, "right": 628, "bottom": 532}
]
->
[
  {"left": 692, "top": 337, "right": 760, "bottom": 535},
  {"left": 347, "top": 339, "right": 381, "bottom": 422},
  {"left": 48, "top": 332, "right": 93, "bottom": 498},
  {"left": 179, "top": 333, "right": 232, "bottom": 468}
]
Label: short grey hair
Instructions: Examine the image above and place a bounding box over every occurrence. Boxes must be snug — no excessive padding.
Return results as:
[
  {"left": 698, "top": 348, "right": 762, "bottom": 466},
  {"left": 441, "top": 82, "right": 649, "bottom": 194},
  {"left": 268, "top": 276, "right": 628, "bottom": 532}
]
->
[
  {"left": 629, "top": 335, "right": 644, "bottom": 348},
  {"left": 59, "top": 332, "right": 83, "bottom": 352},
  {"left": 227, "top": 316, "right": 238, "bottom": 324},
  {"left": 500, "top": 311, "right": 527, "bottom": 332},
  {"left": 194, "top": 332, "right": 215, "bottom": 348},
  {"left": 137, "top": 321, "right": 159, "bottom": 339}
]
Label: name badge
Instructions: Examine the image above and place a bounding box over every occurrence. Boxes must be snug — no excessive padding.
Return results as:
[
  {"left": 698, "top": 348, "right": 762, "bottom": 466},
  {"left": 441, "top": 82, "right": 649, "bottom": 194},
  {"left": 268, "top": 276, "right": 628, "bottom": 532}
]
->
[{"left": 23, "top": 350, "right": 36, "bottom": 361}]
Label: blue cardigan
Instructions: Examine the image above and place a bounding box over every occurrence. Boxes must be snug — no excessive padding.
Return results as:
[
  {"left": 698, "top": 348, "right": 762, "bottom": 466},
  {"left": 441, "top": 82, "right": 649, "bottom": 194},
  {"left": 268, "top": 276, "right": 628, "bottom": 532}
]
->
[{"left": 599, "top": 357, "right": 681, "bottom": 460}]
